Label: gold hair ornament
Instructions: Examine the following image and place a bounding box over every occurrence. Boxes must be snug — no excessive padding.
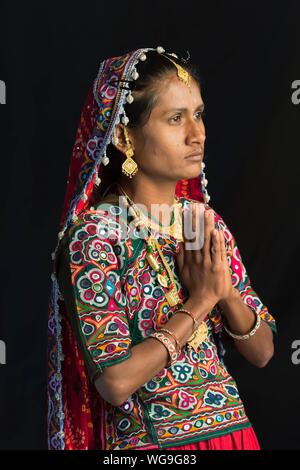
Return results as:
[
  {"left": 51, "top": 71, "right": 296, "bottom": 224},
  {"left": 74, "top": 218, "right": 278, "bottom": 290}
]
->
[{"left": 159, "top": 52, "right": 192, "bottom": 88}]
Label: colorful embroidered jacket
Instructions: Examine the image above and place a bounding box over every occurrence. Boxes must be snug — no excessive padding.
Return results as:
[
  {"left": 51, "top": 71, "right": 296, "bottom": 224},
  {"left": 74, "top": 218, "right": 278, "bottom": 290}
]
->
[{"left": 57, "top": 196, "right": 277, "bottom": 450}]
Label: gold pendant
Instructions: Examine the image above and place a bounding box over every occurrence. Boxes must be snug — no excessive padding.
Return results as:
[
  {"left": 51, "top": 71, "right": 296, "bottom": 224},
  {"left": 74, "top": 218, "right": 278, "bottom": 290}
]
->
[
  {"left": 186, "top": 322, "right": 209, "bottom": 352},
  {"left": 171, "top": 203, "right": 183, "bottom": 242},
  {"left": 165, "top": 287, "right": 180, "bottom": 307},
  {"left": 148, "top": 237, "right": 157, "bottom": 250},
  {"left": 146, "top": 252, "right": 160, "bottom": 271},
  {"left": 122, "top": 157, "right": 138, "bottom": 178},
  {"left": 157, "top": 273, "right": 168, "bottom": 287}
]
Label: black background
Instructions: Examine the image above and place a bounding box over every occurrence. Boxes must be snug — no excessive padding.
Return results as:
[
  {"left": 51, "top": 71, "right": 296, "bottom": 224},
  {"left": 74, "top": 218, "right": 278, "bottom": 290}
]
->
[{"left": 0, "top": 0, "right": 299, "bottom": 450}]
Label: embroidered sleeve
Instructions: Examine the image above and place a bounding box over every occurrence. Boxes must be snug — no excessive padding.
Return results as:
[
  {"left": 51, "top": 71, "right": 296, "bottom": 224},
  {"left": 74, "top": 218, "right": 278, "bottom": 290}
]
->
[
  {"left": 58, "top": 210, "right": 132, "bottom": 383},
  {"left": 212, "top": 208, "right": 277, "bottom": 335}
]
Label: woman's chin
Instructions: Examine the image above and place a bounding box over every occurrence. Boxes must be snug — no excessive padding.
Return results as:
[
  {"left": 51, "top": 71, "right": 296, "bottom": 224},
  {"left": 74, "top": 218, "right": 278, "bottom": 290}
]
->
[{"left": 181, "top": 164, "right": 203, "bottom": 179}]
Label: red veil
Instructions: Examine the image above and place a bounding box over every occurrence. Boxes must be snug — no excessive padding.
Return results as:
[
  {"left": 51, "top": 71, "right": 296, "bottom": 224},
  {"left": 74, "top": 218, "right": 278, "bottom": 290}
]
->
[{"left": 47, "top": 46, "right": 210, "bottom": 449}]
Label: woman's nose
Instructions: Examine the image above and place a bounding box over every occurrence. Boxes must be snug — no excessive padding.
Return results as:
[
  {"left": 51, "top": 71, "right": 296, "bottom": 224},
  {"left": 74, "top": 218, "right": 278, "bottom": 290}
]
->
[
  {"left": 199, "top": 129, "right": 206, "bottom": 144},
  {"left": 188, "top": 120, "right": 206, "bottom": 145}
]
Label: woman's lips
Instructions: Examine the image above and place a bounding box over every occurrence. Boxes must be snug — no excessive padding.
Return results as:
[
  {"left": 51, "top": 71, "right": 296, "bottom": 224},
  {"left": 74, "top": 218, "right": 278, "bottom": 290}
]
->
[{"left": 184, "top": 154, "right": 202, "bottom": 161}]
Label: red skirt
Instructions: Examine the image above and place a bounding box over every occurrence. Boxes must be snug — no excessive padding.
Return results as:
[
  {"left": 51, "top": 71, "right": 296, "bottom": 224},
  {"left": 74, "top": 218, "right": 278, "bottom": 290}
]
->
[{"left": 165, "top": 426, "right": 261, "bottom": 450}]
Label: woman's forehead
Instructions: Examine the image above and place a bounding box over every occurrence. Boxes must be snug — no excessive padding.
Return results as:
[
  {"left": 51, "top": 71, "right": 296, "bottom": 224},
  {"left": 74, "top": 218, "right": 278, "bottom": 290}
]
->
[{"left": 153, "top": 75, "right": 203, "bottom": 112}]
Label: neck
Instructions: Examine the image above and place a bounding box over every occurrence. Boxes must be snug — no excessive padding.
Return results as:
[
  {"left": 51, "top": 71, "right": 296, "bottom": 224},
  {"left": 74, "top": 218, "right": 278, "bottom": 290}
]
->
[{"left": 116, "top": 174, "right": 178, "bottom": 225}]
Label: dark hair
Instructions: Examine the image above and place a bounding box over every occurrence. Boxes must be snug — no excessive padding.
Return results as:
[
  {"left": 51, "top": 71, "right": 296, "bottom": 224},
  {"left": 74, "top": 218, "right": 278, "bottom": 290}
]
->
[
  {"left": 124, "top": 50, "right": 202, "bottom": 128},
  {"left": 94, "top": 50, "right": 202, "bottom": 202}
]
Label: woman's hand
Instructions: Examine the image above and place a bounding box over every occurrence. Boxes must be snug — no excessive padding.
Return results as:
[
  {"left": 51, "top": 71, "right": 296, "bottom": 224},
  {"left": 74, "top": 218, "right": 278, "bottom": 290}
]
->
[{"left": 176, "top": 202, "right": 235, "bottom": 307}]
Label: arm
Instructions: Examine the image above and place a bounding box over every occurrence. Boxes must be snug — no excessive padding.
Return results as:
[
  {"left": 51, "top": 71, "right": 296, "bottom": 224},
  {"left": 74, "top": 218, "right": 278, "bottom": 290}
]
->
[
  {"left": 218, "top": 287, "right": 274, "bottom": 368},
  {"left": 213, "top": 209, "right": 277, "bottom": 368},
  {"left": 95, "top": 296, "right": 213, "bottom": 406}
]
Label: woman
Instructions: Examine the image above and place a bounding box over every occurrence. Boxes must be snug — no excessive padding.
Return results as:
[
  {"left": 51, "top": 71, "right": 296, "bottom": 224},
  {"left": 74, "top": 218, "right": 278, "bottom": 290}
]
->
[{"left": 47, "top": 46, "right": 277, "bottom": 450}]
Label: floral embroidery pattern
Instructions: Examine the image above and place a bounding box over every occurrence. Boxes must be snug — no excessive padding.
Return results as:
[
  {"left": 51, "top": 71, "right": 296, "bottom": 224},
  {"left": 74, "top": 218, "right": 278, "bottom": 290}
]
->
[{"left": 58, "top": 197, "right": 277, "bottom": 450}]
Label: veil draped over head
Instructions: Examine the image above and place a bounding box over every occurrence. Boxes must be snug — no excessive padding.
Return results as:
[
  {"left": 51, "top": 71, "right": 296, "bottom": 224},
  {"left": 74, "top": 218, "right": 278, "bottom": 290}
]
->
[{"left": 47, "top": 46, "right": 210, "bottom": 450}]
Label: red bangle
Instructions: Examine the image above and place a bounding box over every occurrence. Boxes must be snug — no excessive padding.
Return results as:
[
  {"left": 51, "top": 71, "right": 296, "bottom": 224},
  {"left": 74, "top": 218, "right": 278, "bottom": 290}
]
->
[
  {"left": 150, "top": 332, "right": 179, "bottom": 366},
  {"left": 159, "top": 328, "right": 181, "bottom": 352}
]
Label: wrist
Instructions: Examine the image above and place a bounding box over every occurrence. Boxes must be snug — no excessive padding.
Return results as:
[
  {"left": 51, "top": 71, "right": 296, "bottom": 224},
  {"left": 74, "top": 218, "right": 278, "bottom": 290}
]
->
[
  {"left": 218, "top": 287, "right": 240, "bottom": 309},
  {"left": 181, "top": 297, "right": 214, "bottom": 321}
]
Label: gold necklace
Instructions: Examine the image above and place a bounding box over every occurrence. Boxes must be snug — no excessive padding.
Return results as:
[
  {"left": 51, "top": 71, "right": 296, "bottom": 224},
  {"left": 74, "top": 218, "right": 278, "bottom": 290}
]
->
[
  {"left": 116, "top": 184, "right": 183, "bottom": 307},
  {"left": 127, "top": 194, "right": 182, "bottom": 240}
]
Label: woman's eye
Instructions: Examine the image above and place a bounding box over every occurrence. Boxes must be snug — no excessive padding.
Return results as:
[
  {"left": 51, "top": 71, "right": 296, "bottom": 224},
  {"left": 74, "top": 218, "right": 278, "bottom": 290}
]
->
[
  {"left": 170, "top": 111, "right": 205, "bottom": 123},
  {"left": 196, "top": 111, "right": 205, "bottom": 120},
  {"left": 171, "top": 114, "right": 181, "bottom": 123}
]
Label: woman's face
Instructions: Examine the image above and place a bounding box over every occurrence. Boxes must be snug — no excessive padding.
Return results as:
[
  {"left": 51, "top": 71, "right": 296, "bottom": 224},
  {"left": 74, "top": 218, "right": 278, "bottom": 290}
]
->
[{"left": 116, "top": 73, "right": 206, "bottom": 183}]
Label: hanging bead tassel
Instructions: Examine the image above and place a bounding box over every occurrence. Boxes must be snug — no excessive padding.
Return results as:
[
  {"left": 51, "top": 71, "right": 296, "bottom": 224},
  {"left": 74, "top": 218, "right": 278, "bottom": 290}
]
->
[
  {"left": 57, "top": 231, "right": 64, "bottom": 240},
  {"left": 126, "top": 92, "right": 134, "bottom": 104},
  {"left": 94, "top": 175, "right": 101, "bottom": 186},
  {"left": 121, "top": 115, "right": 129, "bottom": 126},
  {"left": 112, "top": 134, "right": 119, "bottom": 146},
  {"left": 102, "top": 150, "right": 110, "bottom": 166},
  {"left": 201, "top": 161, "right": 211, "bottom": 203},
  {"left": 131, "top": 69, "right": 139, "bottom": 80}
]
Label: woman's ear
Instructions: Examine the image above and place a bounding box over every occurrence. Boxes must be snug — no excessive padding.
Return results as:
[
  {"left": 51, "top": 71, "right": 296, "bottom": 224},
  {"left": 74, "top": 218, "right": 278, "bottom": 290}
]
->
[{"left": 113, "top": 124, "right": 135, "bottom": 155}]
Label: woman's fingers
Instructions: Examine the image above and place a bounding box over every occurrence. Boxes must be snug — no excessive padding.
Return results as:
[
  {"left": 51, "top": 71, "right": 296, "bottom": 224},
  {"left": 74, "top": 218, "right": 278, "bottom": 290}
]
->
[
  {"left": 218, "top": 228, "right": 224, "bottom": 262},
  {"left": 181, "top": 203, "right": 222, "bottom": 267},
  {"left": 193, "top": 203, "right": 202, "bottom": 264},
  {"left": 176, "top": 241, "right": 184, "bottom": 270},
  {"left": 219, "top": 229, "right": 227, "bottom": 264},
  {"left": 183, "top": 202, "right": 195, "bottom": 262},
  {"left": 211, "top": 229, "right": 221, "bottom": 264},
  {"left": 202, "top": 208, "right": 214, "bottom": 261}
]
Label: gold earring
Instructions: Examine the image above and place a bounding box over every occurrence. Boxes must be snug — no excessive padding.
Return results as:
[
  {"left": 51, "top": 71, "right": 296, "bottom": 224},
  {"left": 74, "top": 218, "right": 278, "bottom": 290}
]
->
[{"left": 122, "top": 127, "right": 138, "bottom": 178}]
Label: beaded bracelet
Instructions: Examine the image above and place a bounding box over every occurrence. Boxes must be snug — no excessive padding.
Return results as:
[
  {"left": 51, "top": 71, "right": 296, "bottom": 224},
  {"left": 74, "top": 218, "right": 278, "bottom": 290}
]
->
[
  {"left": 159, "top": 328, "right": 181, "bottom": 352},
  {"left": 149, "top": 331, "right": 179, "bottom": 366},
  {"left": 173, "top": 308, "right": 200, "bottom": 331},
  {"left": 223, "top": 310, "right": 261, "bottom": 341}
]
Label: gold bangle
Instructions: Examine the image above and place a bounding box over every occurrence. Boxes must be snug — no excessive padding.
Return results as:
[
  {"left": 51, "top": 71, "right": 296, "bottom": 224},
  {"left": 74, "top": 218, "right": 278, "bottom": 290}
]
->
[
  {"left": 174, "top": 308, "right": 199, "bottom": 331},
  {"left": 159, "top": 328, "right": 181, "bottom": 352}
]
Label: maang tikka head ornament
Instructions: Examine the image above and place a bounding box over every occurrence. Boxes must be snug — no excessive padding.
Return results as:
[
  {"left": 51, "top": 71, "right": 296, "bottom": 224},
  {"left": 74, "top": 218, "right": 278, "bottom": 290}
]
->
[
  {"left": 47, "top": 45, "right": 211, "bottom": 450},
  {"left": 160, "top": 49, "right": 192, "bottom": 88}
]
